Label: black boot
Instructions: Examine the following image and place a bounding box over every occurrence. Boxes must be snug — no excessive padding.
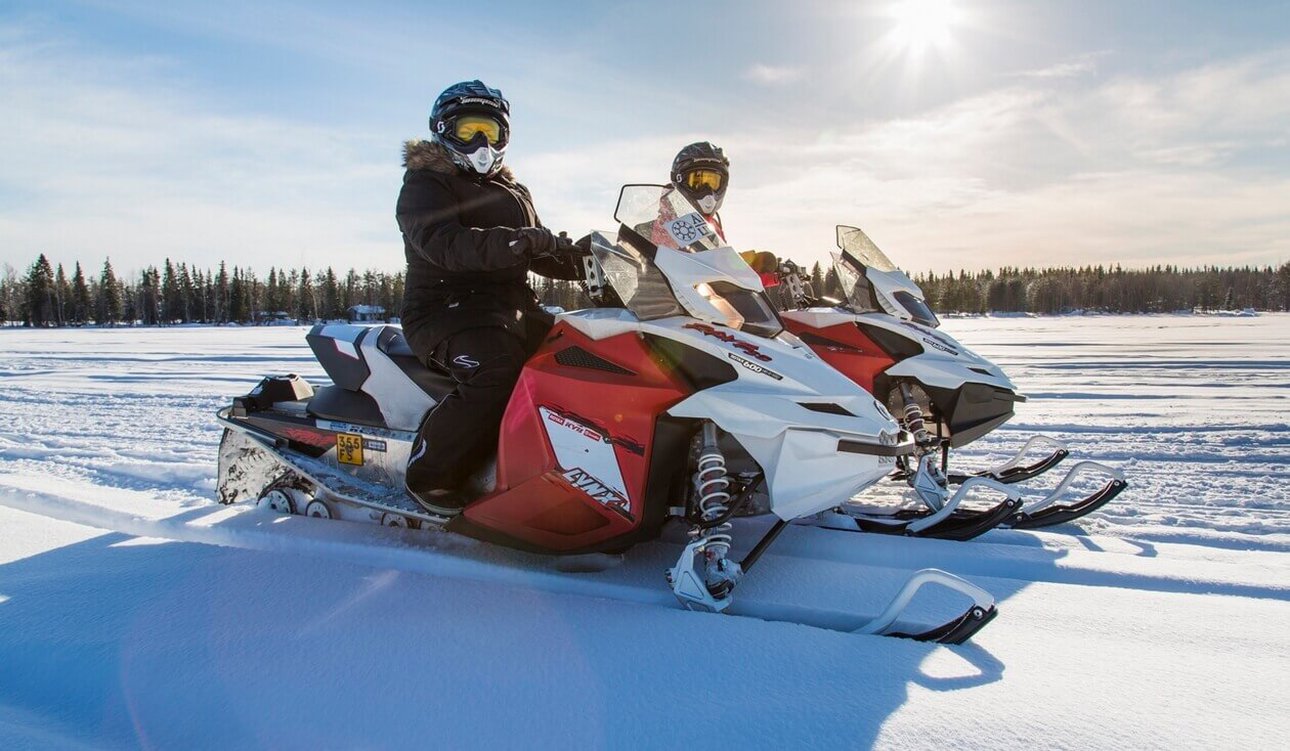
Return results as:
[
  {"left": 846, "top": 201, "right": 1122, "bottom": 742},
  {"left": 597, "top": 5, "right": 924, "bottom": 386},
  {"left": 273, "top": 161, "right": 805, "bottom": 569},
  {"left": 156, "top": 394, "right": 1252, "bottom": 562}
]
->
[{"left": 405, "top": 486, "right": 469, "bottom": 518}]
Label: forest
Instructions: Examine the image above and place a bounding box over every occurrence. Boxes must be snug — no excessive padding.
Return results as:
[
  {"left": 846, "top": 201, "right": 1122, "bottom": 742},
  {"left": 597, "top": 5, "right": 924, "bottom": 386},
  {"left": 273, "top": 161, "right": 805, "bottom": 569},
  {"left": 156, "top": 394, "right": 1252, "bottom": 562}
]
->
[{"left": 3, "top": 253, "right": 1288, "bottom": 327}]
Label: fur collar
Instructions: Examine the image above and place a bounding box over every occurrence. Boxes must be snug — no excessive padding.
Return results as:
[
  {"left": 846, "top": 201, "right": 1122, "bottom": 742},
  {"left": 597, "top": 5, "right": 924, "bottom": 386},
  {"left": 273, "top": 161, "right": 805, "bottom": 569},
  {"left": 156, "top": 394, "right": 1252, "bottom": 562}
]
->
[{"left": 402, "top": 139, "right": 515, "bottom": 181}]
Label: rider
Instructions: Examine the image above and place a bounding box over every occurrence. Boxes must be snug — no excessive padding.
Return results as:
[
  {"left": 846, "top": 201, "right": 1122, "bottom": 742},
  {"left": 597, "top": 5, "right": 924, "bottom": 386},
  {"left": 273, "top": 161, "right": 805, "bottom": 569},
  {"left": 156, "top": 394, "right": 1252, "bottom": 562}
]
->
[
  {"left": 670, "top": 142, "right": 782, "bottom": 293},
  {"left": 669, "top": 141, "right": 729, "bottom": 243},
  {"left": 397, "top": 80, "right": 580, "bottom": 517}
]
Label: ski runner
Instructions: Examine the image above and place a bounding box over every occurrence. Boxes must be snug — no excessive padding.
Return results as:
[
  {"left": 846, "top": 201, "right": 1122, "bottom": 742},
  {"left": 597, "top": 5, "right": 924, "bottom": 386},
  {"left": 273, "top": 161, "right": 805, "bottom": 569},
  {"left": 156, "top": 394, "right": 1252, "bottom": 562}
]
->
[{"left": 397, "top": 80, "right": 581, "bottom": 517}]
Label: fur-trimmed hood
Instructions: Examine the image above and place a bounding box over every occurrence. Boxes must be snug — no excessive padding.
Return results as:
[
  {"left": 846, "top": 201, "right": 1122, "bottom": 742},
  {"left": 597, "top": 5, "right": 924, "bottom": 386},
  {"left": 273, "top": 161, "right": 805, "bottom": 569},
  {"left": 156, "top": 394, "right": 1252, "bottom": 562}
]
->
[{"left": 402, "top": 139, "right": 515, "bottom": 181}]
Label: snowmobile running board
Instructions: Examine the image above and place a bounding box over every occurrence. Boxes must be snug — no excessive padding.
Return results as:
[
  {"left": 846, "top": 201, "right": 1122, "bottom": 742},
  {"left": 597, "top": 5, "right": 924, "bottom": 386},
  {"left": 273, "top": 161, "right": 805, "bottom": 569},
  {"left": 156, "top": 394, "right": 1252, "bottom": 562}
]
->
[
  {"left": 218, "top": 413, "right": 997, "bottom": 645},
  {"left": 946, "top": 435, "right": 1071, "bottom": 486}
]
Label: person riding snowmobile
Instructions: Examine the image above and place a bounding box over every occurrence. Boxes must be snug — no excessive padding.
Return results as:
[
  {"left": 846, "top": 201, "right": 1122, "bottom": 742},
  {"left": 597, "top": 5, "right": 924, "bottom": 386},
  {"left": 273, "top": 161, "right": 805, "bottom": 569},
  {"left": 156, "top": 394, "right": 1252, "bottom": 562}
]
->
[
  {"left": 667, "top": 142, "right": 785, "bottom": 300},
  {"left": 666, "top": 141, "right": 729, "bottom": 243},
  {"left": 397, "top": 80, "right": 580, "bottom": 517}
]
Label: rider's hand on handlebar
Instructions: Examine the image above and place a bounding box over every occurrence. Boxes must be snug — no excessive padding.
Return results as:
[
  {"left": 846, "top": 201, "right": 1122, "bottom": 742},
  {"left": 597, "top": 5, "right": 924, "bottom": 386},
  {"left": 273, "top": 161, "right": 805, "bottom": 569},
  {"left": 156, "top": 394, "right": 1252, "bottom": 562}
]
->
[
  {"left": 509, "top": 228, "right": 588, "bottom": 260},
  {"left": 552, "top": 232, "right": 587, "bottom": 258},
  {"left": 508, "top": 227, "right": 559, "bottom": 259}
]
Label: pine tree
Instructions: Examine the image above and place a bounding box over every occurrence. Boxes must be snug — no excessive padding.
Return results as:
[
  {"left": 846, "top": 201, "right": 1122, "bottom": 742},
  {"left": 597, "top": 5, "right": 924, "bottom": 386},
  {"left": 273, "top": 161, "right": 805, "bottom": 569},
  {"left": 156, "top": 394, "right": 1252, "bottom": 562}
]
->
[
  {"left": 321, "top": 267, "right": 342, "bottom": 320},
  {"left": 71, "top": 262, "right": 91, "bottom": 325},
  {"left": 229, "top": 267, "right": 246, "bottom": 323},
  {"left": 99, "top": 258, "right": 122, "bottom": 326},
  {"left": 162, "top": 259, "right": 183, "bottom": 324},
  {"left": 177, "top": 263, "right": 194, "bottom": 322},
  {"left": 54, "top": 263, "right": 70, "bottom": 326},
  {"left": 297, "top": 268, "right": 315, "bottom": 321},
  {"left": 24, "top": 253, "right": 56, "bottom": 327},
  {"left": 809, "top": 262, "right": 825, "bottom": 299},
  {"left": 215, "top": 262, "right": 230, "bottom": 323}
]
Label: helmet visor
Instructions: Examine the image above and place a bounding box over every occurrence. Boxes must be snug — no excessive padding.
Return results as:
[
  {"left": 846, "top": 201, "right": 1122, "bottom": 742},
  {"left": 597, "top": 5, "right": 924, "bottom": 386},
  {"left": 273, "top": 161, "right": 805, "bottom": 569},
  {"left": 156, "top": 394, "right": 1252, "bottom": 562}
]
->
[
  {"left": 684, "top": 169, "right": 724, "bottom": 193},
  {"left": 453, "top": 115, "right": 503, "bottom": 145}
]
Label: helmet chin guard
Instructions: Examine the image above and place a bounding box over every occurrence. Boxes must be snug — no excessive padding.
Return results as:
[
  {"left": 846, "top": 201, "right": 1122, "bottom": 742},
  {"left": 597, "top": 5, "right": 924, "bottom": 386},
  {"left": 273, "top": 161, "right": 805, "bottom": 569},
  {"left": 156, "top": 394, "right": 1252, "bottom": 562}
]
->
[
  {"left": 696, "top": 194, "right": 720, "bottom": 215},
  {"left": 464, "top": 145, "right": 500, "bottom": 175}
]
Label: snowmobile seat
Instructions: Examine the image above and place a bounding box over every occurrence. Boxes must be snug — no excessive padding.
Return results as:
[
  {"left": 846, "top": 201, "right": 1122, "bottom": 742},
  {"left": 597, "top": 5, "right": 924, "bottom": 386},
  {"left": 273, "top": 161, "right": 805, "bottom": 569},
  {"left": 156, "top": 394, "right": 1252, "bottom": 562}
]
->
[
  {"left": 307, "top": 384, "right": 386, "bottom": 426},
  {"left": 374, "top": 327, "right": 458, "bottom": 401}
]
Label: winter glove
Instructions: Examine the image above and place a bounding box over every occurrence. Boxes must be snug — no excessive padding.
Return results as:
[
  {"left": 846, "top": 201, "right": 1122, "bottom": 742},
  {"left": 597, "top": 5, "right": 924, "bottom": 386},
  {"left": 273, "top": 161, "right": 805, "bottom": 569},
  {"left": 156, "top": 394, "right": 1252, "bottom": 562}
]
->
[{"left": 508, "top": 227, "right": 559, "bottom": 259}]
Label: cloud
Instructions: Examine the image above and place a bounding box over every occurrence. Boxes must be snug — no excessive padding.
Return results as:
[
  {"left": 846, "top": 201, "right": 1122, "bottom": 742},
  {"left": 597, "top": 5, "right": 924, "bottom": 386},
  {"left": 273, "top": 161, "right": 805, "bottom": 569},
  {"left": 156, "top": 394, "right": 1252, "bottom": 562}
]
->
[
  {"left": 744, "top": 63, "right": 805, "bottom": 85},
  {"left": 0, "top": 25, "right": 401, "bottom": 276},
  {"left": 1016, "top": 53, "right": 1106, "bottom": 80},
  {"left": 696, "top": 50, "right": 1290, "bottom": 271}
]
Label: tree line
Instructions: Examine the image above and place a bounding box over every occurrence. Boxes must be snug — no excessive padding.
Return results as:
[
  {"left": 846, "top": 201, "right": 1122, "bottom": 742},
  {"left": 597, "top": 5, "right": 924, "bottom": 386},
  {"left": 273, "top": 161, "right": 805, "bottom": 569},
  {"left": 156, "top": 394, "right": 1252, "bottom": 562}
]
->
[
  {"left": 2, "top": 252, "right": 1288, "bottom": 327},
  {"left": 1, "top": 255, "right": 411, "bottom": 327},
  {"left": 0, "top": 254, "right": 593, "bottom": 327},
  {"left": 802, "top": 261, "right": 1290, "bottom": 314}
]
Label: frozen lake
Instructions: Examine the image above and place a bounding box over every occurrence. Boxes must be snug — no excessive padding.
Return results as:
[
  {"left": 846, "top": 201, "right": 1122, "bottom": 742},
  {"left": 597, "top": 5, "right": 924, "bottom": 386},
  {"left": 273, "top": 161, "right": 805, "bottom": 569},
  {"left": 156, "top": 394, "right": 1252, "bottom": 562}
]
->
[{"left": 1, "top": 314, "right": 1287, "bottom": 749}]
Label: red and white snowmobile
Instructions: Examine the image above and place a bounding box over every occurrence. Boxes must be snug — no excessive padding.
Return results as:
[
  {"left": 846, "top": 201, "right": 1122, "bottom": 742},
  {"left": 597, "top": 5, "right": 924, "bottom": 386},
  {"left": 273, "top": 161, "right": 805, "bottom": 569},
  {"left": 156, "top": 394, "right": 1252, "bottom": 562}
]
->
[
  {"left": 775, "top": 225, "right": 1128, "bottom": 539},
  {"left": 215, "top": 186, "right": 998, "bottom": 643}
]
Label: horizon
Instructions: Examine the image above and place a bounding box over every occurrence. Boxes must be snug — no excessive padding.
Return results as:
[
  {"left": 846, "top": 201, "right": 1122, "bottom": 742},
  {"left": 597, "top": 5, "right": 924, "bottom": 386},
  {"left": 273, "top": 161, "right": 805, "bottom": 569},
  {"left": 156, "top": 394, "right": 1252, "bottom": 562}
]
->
[{"left": 2, "top": 1, "right": 1289, "bottom": 276}]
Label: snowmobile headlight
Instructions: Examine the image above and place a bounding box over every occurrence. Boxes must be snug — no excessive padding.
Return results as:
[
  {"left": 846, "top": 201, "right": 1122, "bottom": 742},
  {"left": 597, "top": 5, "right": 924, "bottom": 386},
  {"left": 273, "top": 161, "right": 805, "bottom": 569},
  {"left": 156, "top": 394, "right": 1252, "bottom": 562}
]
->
[
  {"left": 695, "top": 282, "right": 746, "bottom": 332},
  {"left": 693, "top": 281, "right": 784, "bottom": 339}
]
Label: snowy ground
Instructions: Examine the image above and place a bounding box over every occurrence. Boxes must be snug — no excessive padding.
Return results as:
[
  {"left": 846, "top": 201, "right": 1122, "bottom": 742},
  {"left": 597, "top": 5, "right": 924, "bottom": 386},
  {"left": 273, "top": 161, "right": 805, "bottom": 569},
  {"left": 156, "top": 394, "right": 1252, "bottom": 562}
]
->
[{"left": 1, "top": 315, "right": 1287, "bottom": 749}]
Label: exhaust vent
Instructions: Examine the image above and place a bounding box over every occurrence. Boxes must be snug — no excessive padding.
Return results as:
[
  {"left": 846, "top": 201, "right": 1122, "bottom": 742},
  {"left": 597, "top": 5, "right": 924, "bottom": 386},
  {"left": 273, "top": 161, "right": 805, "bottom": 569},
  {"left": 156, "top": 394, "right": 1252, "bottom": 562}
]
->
[{"left": 554, "top": 346, "right": 636, "bottom": 376}]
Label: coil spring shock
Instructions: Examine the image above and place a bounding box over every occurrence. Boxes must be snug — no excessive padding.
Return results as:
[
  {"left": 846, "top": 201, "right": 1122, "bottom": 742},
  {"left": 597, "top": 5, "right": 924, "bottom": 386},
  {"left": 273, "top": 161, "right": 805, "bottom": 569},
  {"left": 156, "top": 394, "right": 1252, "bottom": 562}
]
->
[
  {"left": 691, "top": 421, "right": 741, "bottom": 597},
  {"left": 899, "top": 382, "right": 936, "bottom": 449},
  {"left": 692, "top": 422, "right": 732, "bottom": 553}
]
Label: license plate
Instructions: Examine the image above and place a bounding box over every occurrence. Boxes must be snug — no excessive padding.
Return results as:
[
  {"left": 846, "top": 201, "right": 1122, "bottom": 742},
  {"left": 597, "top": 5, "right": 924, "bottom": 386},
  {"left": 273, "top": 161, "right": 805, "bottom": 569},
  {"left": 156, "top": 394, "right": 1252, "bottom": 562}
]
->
[{"left": 336, "top": 433, "right": 364, "bottom": 466}]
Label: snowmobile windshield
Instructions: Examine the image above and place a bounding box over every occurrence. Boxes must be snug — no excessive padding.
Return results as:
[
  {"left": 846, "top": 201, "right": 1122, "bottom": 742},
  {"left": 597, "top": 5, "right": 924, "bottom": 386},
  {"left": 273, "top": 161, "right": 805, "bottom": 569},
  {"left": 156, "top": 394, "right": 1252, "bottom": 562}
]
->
[
  {"left": 834, "top": 225, "right": 940, "bottom": 328},
  {"left": 836, "top": 225, "right": 899, "bottom": 272},
  {"left": 589, "top": 185, "right": 783, "bottom": 338},
  {"left": 613, "top": 184, "right": 724, "bottom": 254},
  {"left": 831, "top": 251, "right": 883, "bottom": 315}
]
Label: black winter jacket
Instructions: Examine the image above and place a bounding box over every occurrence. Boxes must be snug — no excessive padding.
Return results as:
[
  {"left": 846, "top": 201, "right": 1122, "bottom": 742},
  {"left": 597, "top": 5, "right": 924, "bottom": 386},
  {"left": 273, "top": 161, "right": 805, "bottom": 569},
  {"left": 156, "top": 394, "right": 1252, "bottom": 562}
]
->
[{"left": 396, "top": 140, "right": 580, "bottom": 357}]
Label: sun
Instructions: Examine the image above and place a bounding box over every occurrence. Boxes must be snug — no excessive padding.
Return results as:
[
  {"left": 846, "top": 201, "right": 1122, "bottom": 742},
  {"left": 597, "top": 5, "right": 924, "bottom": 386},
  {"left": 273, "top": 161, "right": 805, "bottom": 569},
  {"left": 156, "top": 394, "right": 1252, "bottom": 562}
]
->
[{"left": 888, "top": 0, "right": 963, "bottom": 53}]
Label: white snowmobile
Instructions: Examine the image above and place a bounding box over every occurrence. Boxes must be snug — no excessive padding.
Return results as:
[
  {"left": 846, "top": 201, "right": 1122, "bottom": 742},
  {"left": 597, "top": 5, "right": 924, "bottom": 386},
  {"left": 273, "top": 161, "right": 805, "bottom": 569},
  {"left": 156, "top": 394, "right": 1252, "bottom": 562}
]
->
[
  {"left": 215, "top": 186, "right": 999, "bottom": 643},
  {"left": 775, "top": 225, "right": 1128, "bottom": 539}
]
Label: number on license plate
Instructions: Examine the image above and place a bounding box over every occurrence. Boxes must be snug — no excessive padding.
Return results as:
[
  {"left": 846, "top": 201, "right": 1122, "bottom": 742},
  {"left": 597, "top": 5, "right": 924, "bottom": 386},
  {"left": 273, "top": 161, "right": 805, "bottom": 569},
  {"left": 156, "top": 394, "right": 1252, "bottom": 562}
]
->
[{"left": 336, "top": 433, "right": 364, "bottom": 466}]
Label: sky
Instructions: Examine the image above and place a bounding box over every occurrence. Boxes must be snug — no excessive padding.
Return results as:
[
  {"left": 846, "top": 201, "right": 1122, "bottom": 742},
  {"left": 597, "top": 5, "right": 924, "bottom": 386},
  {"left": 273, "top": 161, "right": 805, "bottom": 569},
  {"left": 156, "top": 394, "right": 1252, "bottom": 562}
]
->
[{"left": 2, "top": 0, "right": 1288, "bottom": 279}]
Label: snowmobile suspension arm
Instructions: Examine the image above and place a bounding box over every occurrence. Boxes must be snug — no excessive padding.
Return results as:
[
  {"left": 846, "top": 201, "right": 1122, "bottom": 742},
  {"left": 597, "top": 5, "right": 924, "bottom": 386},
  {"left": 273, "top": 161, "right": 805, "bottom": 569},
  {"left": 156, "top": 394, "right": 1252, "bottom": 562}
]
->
[{"left": 738, "top": 518, "right": 788, "bottom": 573}]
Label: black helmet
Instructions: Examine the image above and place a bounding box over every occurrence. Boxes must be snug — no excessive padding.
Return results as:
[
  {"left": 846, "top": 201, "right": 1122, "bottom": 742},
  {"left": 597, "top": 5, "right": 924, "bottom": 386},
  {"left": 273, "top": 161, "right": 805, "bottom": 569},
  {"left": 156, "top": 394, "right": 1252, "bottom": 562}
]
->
[
  {"left": 671, "top": 141, "right": 729, "bottom": 215},
  {"left": 430, "top": 80, "right": 510, "bottom": 176}
]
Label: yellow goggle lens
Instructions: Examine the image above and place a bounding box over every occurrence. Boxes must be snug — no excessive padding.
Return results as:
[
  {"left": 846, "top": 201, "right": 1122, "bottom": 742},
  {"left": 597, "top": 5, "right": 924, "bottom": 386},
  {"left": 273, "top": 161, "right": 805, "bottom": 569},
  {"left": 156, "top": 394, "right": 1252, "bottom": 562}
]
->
[
  {"left": 454, "top": 115, "right": 502, "bottom": 145},
  {"left": 685, "top": 169, "right": 724, "bottom": 191}
]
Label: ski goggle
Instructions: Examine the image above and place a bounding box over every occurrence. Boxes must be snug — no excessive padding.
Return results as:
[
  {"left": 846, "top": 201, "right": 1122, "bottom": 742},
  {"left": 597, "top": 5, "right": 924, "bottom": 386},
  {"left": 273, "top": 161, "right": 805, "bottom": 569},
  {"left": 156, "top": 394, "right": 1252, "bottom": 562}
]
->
[
  {"left": 453, "top": 115, "right": 503, "bottom": 145},
  {"left": 684, "top": 169, "right": 724, "bottom": 192}
]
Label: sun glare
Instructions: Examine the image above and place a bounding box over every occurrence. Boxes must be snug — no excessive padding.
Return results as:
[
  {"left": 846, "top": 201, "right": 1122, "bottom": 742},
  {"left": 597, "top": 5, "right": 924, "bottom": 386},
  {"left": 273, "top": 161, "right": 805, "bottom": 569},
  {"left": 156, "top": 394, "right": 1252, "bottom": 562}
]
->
[{"left": 888, "top": 0, "right": 962, "bottom": 53}]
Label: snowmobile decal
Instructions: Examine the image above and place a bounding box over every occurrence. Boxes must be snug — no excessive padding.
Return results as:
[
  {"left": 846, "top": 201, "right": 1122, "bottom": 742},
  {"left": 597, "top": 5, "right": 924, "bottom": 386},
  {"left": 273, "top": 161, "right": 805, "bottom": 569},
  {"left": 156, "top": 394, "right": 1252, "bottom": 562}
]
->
[
  {"left": 726, "top": 352, "right": 783, "bottom": 380},
  {"left": 316, "top": 420, "right": 411, "bottom": 442},
  {"left": 664, "top": 212, "right": 714, "bottom": 247},
  {"left": 540, "top": 406, "right": 632, "bottom": 510},
  {"left": 682, "top": 322, "right": 772, "bottom": 362},
  {"left": 560, "top": 467, "right": 631, "bottom": 518}
]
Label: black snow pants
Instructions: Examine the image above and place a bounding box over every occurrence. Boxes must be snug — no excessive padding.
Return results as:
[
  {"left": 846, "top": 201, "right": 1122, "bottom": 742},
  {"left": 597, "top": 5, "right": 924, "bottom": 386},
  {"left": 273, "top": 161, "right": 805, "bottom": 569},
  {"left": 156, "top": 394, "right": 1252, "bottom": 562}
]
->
[{"left": 405, "top": 319, "right": 550, "bottom": 494}]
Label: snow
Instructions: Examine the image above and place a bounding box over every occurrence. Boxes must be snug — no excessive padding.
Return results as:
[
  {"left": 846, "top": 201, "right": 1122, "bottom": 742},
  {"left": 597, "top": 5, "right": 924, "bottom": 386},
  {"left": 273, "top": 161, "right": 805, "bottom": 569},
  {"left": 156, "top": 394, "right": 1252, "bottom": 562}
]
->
[{"left": 1, "top": 316, "right": 1287, "bottom": 749}]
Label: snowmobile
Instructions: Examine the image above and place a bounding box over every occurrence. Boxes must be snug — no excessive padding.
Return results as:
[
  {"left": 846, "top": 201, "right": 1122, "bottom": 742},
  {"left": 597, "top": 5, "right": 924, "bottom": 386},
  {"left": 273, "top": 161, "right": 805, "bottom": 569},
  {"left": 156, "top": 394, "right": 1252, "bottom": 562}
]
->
[
  {"left": 774, "top": 225, "right": 1127, "bottom": 539},
  {"left": 216, "top": 185, "right": 998, "bottom": 644}
]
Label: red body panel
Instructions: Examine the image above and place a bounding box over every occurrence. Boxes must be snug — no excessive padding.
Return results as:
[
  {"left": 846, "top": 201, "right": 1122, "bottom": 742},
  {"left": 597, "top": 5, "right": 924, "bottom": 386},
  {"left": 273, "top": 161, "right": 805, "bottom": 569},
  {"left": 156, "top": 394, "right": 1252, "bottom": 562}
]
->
[
  {"left": 461, "top": 323, "right": 692, "bottom": 552},
  {"left": 781, "top": 319, "right": 895, "bottom": 394}
]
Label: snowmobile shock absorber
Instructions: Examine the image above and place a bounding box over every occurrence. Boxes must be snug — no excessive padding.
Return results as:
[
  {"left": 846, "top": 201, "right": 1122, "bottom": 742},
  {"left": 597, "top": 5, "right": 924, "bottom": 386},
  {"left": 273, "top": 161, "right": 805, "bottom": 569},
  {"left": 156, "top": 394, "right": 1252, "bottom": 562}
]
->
[
  {"left": 898, "top": 382, "right": 936, "bottom": 450},
  {"left": 693, "top": 422, "right": 733, "bottom": 561},
  {"left": 667, "top": 422, "right": 743, "bottom": 612}
]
